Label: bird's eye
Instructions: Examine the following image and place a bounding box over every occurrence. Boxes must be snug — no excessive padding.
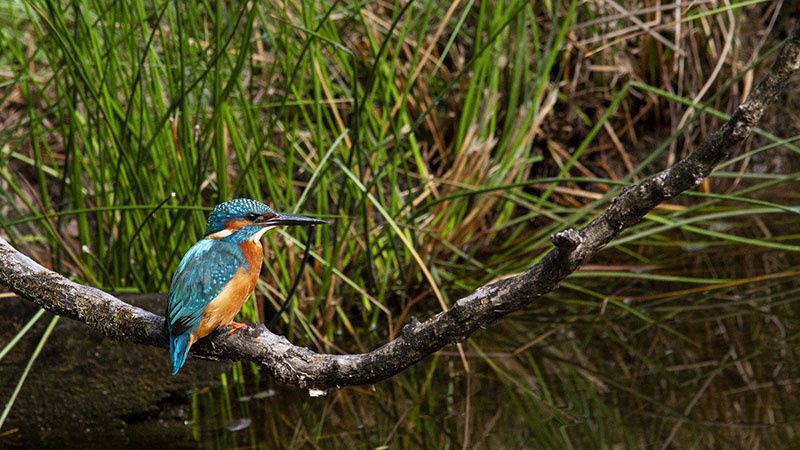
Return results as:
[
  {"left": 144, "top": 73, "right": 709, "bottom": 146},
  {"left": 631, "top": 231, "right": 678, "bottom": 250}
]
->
[{"left": 245, "top": 213, "right": 260, "bottom": 221}]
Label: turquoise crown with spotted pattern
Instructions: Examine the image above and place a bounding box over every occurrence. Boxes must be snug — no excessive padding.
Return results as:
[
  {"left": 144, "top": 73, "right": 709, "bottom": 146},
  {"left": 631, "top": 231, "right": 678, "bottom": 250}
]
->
[{"left": 204, "top": 198, "right": 275, "bottom": 236}]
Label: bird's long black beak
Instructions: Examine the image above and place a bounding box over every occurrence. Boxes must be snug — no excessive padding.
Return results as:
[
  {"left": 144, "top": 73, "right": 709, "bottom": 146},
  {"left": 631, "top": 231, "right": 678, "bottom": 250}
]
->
[{"left": 260, "top": 212, "right": 327, "bottom": 227}]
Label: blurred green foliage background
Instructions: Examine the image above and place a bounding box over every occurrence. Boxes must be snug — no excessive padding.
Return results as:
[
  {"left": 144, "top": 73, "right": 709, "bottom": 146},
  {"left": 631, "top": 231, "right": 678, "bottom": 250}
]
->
[{"left": 1, "top": 0, "right": 800, "bottom": 447}]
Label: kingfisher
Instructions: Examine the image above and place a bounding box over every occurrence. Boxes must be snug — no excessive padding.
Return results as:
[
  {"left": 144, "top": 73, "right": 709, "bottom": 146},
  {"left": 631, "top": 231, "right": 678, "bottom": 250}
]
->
[{"left": 166, "top": 198, "right": 326, "bottom": 375}]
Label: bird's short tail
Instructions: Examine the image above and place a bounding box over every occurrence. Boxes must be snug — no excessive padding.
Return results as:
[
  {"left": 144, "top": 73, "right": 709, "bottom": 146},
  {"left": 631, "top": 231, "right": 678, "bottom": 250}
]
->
[{"left": 170, "top": 332, "right": 192, "bottom": 375}]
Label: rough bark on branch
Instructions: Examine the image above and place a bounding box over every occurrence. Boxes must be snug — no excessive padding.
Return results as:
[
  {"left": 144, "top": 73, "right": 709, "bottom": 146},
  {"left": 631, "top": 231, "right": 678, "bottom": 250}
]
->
[{"left": 2, "top": 24, "right": 799, "bottom": 390}]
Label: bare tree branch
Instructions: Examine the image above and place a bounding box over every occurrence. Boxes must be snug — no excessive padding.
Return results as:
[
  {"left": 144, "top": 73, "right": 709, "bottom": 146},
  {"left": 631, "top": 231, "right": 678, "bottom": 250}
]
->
[{"left": 2, "top": 24, "right": 799, "bottom": 390}]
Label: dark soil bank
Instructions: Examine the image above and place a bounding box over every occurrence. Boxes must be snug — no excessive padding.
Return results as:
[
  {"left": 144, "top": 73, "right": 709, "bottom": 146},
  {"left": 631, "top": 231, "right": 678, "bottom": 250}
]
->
[{"left": 0, "top": 294, "right": 228, "bottom": 448}]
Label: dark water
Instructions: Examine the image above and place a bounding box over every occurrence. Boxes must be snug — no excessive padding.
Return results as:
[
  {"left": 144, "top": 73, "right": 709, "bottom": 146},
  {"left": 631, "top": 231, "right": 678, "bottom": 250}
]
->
[
  {"left": 186, "top": 356, "right": 543, "bottom": 449},
  {"left": 4, "top": 252, "right": 799, "bottom": 448},
  {"left": 175, "top": 256, "right": 800, "bottom": 449}
]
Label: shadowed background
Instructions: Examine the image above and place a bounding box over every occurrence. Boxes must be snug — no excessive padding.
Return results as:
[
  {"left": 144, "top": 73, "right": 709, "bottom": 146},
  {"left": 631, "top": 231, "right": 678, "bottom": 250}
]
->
[{"left": 1, "top": 0, "right": 799, "bottom": 448}]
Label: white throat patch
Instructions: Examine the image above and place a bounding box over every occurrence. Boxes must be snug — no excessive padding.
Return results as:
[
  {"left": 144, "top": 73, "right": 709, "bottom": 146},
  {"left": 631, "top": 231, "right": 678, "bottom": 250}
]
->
[
  {"left": 206, "top": 225, "right": 274, "bottom": 241},
  {"left": 250, "top": 226, "right": 274, "bottom": 242}
]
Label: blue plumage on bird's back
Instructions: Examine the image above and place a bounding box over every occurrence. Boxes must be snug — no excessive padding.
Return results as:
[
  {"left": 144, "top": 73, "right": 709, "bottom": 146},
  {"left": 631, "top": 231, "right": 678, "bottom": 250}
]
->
[{"left": 166, "top": 238, "right": 248, "bottom": 373}]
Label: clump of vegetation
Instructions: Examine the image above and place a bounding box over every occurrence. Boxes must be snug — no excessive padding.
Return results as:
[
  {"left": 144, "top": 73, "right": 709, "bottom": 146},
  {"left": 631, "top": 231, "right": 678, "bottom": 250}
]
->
[{"left": 1, "top": 0, "right": 798, "bottom": 447}]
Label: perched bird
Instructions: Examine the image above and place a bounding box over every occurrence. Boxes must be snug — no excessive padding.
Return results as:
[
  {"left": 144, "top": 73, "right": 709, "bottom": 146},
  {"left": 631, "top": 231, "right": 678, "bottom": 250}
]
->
[{"left": 166, "top": 198, "right": 326, "bottom": 375}]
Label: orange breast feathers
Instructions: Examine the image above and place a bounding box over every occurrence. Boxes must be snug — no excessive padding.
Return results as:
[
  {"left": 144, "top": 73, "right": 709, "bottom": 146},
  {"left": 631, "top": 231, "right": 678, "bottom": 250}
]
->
[{"left": 193, "top": 241, "right": 263, "bottom": 340}]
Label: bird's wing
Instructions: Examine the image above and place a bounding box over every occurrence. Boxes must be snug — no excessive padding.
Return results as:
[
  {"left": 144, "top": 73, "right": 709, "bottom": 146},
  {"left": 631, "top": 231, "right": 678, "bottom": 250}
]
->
[{"left": 166, "top": 239, "right": 247, "bottom": 337}]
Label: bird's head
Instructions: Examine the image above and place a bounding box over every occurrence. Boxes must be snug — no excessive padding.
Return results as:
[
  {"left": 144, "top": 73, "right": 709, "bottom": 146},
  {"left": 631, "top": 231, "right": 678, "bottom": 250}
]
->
[{"left": 204, "top": 198, "right": 326, "bottom": 242}]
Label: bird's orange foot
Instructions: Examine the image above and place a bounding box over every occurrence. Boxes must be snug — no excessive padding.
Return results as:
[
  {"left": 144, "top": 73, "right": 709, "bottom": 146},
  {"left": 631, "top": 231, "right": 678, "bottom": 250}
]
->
[{"left": 226, "top": 321, "right": 249, "bottom": 334}]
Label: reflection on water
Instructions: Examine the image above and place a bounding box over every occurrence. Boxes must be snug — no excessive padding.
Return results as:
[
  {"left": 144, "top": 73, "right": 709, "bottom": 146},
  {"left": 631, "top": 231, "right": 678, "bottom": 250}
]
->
[
  {"left": 188, "top": 354, "right": 571, "bottom": 449},
  {"left": 190, "top": 358, "right": 484, "bottom": 449},
  {"left": 184, "top": 259, "right": 800, "bottom": 449}
]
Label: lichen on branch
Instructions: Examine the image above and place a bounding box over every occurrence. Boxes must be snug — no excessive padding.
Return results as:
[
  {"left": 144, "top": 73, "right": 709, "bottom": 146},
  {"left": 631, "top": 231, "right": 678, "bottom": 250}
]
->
[{"left": 1, "top": 23, "right": 799, "bottom": 390}]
